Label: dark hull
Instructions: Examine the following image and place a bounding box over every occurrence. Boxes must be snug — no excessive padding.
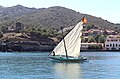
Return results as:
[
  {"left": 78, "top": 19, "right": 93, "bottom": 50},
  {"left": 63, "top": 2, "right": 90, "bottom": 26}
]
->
[{"left": 49, "top": 55, "right": 87, "bottom": 62}]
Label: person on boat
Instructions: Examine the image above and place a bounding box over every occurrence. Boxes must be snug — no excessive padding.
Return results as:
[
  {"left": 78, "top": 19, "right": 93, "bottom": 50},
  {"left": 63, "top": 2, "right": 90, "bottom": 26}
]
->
[
  {"left": 52, "top": 51, "right": 55, "bottom": 56},
  {"left": 60, "top": 55, "right": 62, "bottom": 58}
]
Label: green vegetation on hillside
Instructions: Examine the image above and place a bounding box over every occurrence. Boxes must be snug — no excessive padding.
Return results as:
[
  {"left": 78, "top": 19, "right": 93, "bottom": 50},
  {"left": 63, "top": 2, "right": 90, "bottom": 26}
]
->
[
  {"left": 25, "top": 27, "right": 59, "bottom": 37},
  {"left": 0, "top": 5, "right": 119, "bottom": 33}
]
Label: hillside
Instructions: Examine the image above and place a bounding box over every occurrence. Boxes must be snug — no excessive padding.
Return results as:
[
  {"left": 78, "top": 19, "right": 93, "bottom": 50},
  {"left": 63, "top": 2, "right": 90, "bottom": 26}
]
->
[
  {"left": 0, "top": 5, "right": 120, "bottom": 52},
  {"left": 0, "top": 5, "right": 43, "bottom": 18},
  {"left": 0, "top": 5, "right": 119, "bottom": 31}
]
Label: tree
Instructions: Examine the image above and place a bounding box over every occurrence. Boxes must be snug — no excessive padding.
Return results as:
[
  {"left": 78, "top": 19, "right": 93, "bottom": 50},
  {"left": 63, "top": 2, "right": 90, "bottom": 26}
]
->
[
  {"left": 81, "top": 36, "right": 88, "bottom": 43},
  {"left": 94, "top": 35, "right": 100, "bottom": 43},
  {"left": 1, "top": 26, "right": 8, "bottom": 32},
  {"left": 88, "top": 44, "right": 102, "bottom": 49},
  {"left": 86, "top": 25, "right": 91, "bottom": 30},
  {"left": 98, "top": 35, "right": 105, "bottom": 43},
  {"left": 87, "top": 36, "right": 96, "bottom": 43},
  {"left": 0, "top": 32, "right": 3, "bottom": 38}
]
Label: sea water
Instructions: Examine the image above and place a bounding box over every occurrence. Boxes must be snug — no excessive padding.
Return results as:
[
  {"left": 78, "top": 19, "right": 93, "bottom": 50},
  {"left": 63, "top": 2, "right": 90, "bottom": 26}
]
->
[{"left": 0, "top": 52, "right": 120, "bottom": 79}]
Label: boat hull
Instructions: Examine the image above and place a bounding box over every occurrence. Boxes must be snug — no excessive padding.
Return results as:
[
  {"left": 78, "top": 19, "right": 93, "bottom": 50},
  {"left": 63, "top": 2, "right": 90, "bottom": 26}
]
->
[{"left": 49, "top": 55, "right": 87, "bottom": 62}]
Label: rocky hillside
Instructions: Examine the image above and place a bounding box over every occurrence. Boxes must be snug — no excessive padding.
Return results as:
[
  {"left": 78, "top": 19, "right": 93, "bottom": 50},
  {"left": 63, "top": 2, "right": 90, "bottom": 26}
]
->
[
  {"left": 0, "top": 5, "right": 119, "bottom": 31},
  {"left": 0, "top": 5, "right": 43, "bottom": 17},
  {"left": 0, "top": 5, "right": 119, "bottom": 52}
]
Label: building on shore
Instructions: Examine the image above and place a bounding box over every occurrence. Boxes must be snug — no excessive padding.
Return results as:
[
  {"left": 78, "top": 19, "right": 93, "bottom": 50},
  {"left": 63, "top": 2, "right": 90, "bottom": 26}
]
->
[
  {"left": 81, "top": 43, "right": 104, "bottom": 50},
  {"left": 105, "top": 35, "right": 120, "bottom": 50}
]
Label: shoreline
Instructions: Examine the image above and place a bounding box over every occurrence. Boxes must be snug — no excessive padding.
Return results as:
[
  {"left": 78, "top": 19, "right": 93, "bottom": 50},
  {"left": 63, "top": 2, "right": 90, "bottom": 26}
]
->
[
  {"left": 0, "top": 49, "right": 120, "bottom": 52},
  {"left": 81, "top": 50, "right": 120, "bottom": 52}
]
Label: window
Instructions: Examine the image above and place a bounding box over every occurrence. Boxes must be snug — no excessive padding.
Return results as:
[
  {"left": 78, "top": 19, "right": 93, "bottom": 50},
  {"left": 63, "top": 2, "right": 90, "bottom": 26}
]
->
[
  {"left": 113, "top": 44, "right": 114, "bottom": 47},
  {"left": 106, "top": 45, "right": 109, "bottom": 47},
  {"left": 110, "top": 44, "right": 112, "bottom": 47}
]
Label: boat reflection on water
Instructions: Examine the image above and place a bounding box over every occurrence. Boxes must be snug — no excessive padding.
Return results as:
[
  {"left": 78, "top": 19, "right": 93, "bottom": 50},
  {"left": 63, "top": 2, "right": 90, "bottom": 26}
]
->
[{"left": 53, "top": 62, "right": 83, "bottom": 79}]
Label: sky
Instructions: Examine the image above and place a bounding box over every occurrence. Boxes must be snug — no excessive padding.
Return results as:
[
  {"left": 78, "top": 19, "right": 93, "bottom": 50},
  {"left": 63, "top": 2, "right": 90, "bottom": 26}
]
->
[{"left": 0, "top": 0, "right": 120, "bottom": 23}]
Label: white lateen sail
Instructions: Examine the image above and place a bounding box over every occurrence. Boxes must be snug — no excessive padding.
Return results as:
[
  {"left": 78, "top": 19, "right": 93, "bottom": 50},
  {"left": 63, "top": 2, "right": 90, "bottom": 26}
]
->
[{"left": 52, "top": 20, "right": 84, "bottom": 58}]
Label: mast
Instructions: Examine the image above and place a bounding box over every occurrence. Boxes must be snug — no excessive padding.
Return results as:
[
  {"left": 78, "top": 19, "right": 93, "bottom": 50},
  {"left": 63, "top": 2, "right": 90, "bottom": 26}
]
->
[{"left": 60, "top": 26, "right": 68, "bottom": 59}]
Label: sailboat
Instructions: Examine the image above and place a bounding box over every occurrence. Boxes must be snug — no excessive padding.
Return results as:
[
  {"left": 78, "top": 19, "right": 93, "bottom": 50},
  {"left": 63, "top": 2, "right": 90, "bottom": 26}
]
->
[{"left": 49, "top": 17, "right": 87, "bottom": 62}]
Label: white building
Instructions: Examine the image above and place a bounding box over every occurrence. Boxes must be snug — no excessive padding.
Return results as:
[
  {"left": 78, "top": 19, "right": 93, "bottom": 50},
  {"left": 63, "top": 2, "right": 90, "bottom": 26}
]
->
[{"left": 105, "top": 35, "right": 120, "bottom": 50}]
